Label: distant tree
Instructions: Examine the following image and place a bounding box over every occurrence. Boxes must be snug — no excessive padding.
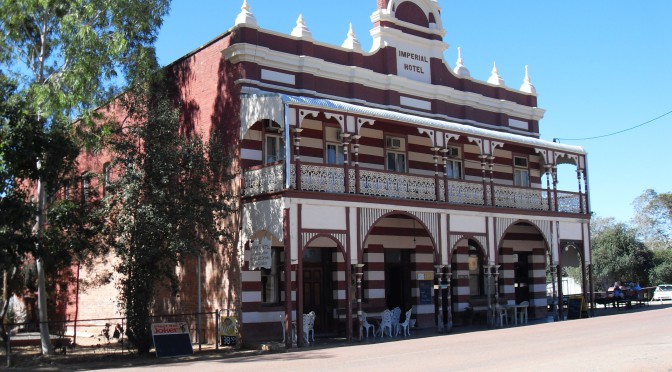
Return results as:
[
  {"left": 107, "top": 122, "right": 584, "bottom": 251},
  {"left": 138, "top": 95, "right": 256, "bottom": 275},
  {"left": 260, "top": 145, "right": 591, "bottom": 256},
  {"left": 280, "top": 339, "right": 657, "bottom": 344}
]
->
[
  {"left": 650, "top": 249, "right": 672, "bottom": 285},
  {"left": 0, "top": 0, "right": 170, "bottom": 355},
  {"left": 632, "top": 189, "right": 672, "bottom": 250},
  {"left": 591, "top": 222, "right": 654, "bottom": 289},
  {"left": 100, "top": 75, "right": 233, "bottom": 355}
]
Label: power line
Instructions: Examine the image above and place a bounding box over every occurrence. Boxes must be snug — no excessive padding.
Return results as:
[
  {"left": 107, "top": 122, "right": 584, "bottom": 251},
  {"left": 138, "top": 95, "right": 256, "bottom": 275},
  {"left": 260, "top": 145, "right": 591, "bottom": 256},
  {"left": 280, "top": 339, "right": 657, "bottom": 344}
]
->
[{"left": 553, "top": 109, "right": 672, "bottom": 142}]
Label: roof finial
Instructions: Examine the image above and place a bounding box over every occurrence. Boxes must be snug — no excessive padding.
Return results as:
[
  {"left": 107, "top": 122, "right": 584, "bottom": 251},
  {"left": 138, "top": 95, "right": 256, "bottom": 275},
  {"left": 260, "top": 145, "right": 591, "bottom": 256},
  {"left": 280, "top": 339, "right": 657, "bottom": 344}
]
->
[
  {"left": 341, "top": 23, "right": 362, "bottom": 52},
  {"left": 487, "top": 61, "right": 505, "bottom": 86},
  {"left": 234, "top": 0, "right": 257, "bottom": 26},
  {"left": 291, "top": 14, "right": 313, "bottom": 39},
  {"left": 453, "top": 47, "right": 471, "bottom": 77},
  {"left": 520, "top": 65, "right": 537, "bottom": 95}
]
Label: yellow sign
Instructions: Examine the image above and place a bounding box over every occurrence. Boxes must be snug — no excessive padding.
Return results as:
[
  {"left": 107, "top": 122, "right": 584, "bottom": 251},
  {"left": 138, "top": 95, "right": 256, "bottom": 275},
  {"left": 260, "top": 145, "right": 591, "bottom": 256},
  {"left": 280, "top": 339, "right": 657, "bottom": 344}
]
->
[{"left": 221, "top": 316, "right": 237, "bottom": 337}]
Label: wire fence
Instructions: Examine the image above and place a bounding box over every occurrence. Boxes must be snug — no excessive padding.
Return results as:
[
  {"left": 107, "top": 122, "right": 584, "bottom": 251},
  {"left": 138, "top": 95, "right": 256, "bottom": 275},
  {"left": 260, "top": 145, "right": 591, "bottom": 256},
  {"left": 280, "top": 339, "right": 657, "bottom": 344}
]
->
[{"left": 1, "top": 309, "right": 237, "bottom": 366}]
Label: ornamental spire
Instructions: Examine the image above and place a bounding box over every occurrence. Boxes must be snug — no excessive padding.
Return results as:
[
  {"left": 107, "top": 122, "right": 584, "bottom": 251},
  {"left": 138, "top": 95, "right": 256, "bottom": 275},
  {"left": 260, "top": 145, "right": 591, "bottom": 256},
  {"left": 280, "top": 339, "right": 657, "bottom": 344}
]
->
[
  {"left": 234, "top": 0, "right": 257, "bottom": 26},
  {"left": 487, "top": 61, "right": 505, "bottom": 86},
  {"left": 453, "top": 47, "right": 471, "bottom": 77},
  {"left": 291, "top": 14, "right": 313, "bottom": 39},
  {"left": 520, "top": 65, "right": 537, "bottom": 95},
  {"left": 341, "top": 23, "right": 362, "bottom": 52}
]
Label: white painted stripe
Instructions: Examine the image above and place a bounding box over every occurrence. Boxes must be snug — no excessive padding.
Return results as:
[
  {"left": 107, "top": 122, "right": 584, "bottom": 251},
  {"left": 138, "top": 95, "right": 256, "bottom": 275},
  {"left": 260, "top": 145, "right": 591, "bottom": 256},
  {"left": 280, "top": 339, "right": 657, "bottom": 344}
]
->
[
  {"left": 509, "top": 118, "right": 529, "bottom": 130},
  {"left": 365, "top": 252, "right": 384, "bottom": 262},
  {"left": 366, "top": 289, "right": 385, "bottom": 298},
  {"left": 334, "top": 289, "right": 346, "bottom": 300},
  {"left": 261, "top": 69, "right": 296, "bottom": 85},
  {"left": 400, "top": 96, "right": 431, "bottom": 111},
  {"left": 242, "top": 270, "right": 261, "bottom": 282},
  {"left": 241, "top": 148, "right": 262, "bottom": 161},
  {"left": 366, "top": 271, "right": 385, "bottom": 281},
  {"left": 242, "top": 291, "right": 261, "bottom": 303},
  {"left": 413, "top": 253, "right": 434, "bottom": 264},
  {"left": 243, "top": 311, "right": 285, "bottom": 323},
  {"left": 336, "top": 271, "right": 345, "bottom": 281}
]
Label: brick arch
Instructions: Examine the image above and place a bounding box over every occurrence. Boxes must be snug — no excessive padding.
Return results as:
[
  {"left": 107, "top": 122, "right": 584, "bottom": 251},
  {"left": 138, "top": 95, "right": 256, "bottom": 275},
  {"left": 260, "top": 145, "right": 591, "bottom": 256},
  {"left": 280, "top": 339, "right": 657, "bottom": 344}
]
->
[
  {"left": 303, "top": 232, "right": 347, "bottom": 260},
  {"left": 361, "top": 210, "right": 438, "bottom": 258},
  {"left": 450, "top": 234, "right": 488, "bottom": 260},
  {"left": 496, "top": 218, "right": 551, "bottom": 259},
  {"left": 395, "top": 1, "right": 428, "bottom": 27}
]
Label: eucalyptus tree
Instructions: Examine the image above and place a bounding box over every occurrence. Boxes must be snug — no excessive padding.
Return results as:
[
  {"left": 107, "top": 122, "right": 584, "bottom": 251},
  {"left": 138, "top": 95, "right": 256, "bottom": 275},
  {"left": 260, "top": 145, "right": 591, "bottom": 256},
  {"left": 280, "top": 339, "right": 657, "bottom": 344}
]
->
[
  {"left": 632, "top": 189, "right": 672, "bottom": 251},
  {"left": 0, "top": 0, "right": 170, "bottom": 355}
]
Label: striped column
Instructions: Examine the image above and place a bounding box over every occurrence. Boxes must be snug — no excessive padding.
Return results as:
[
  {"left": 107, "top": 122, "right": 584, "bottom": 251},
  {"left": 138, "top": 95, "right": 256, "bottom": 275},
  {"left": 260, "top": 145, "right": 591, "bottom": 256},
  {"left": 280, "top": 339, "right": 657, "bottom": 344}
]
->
[
  {"left": 499, "top": 247, "right": 515, "bottom": 304},
  {"left": 529, "top": 248, "right": 548, "bottom": 319}
]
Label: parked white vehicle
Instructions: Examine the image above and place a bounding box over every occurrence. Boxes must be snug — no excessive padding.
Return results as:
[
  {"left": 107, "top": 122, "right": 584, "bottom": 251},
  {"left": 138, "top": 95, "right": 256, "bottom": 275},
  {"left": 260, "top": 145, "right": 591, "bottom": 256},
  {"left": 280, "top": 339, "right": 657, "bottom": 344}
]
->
[{"left": 652, "top": 284, "right": 672, "bottom": 301}]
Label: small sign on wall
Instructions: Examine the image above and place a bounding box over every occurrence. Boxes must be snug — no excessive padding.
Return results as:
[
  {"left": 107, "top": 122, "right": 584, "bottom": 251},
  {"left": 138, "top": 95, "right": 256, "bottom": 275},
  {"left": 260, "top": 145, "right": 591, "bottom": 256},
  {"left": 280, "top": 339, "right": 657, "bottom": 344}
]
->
[{"left": 249, "top": 236, "right": 272, "bottom": 270}]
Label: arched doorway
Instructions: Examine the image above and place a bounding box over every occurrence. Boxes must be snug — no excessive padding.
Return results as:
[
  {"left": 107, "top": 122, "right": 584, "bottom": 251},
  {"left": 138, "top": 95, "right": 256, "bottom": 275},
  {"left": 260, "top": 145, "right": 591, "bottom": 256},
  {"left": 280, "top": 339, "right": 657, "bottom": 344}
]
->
[
  {"left": 302, "top": 235, "right": 346, "bottom": 336},
  {"left": 451, "top": 238, "right": 487, "bottom": 323},
  {"left": 362, "top": 212, "right": 436, "bottom": 327},
  {"left": 498, "top": 221, "right": 550, "bottom": 319}
]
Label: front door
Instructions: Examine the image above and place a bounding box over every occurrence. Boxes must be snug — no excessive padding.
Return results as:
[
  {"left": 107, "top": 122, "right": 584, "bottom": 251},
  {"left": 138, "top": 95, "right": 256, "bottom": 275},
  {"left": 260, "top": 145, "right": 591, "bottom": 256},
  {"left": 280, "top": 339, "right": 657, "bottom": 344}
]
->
[
  {"left": 385, "top": 249, "right": 412, "bottom": 311},
  {"left": 514, "top": 253, "right": 530, "bottom": 304},
  {"left": 302, "top": 248, "right": 334, "bottom": 334}
]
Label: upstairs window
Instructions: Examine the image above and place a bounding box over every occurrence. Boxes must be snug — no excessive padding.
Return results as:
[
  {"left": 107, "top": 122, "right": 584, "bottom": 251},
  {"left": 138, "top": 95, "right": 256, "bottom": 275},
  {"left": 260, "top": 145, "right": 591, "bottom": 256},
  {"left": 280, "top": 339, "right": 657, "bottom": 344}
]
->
[
  {"left": 264, "top": 120, "right": 285, "bottom": 164},
  {"left": 325, "top": 127, "right": 344, "bottom": 165},
  {"left": 445, "top": 146, "right": 463, "bottom": 179},
  {"left": 385, "top": 136, "right": 406, "bottom": 173},
  {"left": 513, "top": 156, "right": 529, "bottom": 187}
]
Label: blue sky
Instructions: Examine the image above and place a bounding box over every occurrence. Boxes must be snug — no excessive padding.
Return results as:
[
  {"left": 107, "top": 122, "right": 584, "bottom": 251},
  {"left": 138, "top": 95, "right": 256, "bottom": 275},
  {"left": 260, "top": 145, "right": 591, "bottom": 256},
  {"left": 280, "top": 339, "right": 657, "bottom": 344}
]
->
[{"left": 155, "top": 0, "right": 672, "bottom": 223}]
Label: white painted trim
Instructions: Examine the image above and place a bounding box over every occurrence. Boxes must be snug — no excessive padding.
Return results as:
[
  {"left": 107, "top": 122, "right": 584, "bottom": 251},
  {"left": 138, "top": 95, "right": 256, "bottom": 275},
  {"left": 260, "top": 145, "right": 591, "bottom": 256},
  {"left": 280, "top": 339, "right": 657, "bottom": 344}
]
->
[
  {"left": 400, "top": 96, "right": 432, "bottom": 111},
  {"left": 261, "top": 69, "right": 296, "bottom": 85},
  {"left": 225, "top": 44, "right": 545, "bottom": 121}
]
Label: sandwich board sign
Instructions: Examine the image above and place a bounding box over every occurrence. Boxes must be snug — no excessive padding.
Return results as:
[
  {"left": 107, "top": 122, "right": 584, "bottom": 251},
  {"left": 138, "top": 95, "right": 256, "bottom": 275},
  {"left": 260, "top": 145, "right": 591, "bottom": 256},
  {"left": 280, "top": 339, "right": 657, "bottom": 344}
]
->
[{"left": 151, "top": 322, "right": 193, "bottom": 358}]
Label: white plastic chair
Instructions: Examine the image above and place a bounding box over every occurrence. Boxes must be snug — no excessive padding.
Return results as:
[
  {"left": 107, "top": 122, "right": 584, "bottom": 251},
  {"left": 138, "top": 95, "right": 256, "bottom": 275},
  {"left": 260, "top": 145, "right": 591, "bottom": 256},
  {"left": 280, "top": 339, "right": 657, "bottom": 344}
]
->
[
  {"left": 518, "top": 301, "right": 529, "bottom": 324},
  {"left": 398, "top": 308, "right": 413, "bottom": 337},
  {"left": 390, "top": 307, "right": 401, "bottom": 336},
  {"left": 359, "top": 312, "right": 374, "bottom": 338},
  {"left": 378, "top": 309, "right": 393, "bottom": 337},
  {"left": 303, "top": 311, "right": 316, "bottom": 344},
  {"left": 495, "top": 305, "right": 507, "bottom": 327}
]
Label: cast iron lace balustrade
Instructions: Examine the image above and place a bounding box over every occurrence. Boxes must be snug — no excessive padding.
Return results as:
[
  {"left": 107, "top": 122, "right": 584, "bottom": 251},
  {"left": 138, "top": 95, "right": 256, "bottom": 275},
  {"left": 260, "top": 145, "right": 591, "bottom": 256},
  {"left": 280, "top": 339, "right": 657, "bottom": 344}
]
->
[
  {"left": 243, "top": 163, "right": 285, "bottom": 195},
  {"left": 446, "top": 180, "right": 486, "bottom": 206},
  {"left": 359, "top": 170, "right": 436, "bottom": 201},
  {"left": 300, "top": 164, "right": 345, "bottom": 193},
  {"left": 557, "top": 191, "right": 582, "bottom": 213},
  {"left": 242, "top": 163, "right": 586, "bottom": 214},
  {"left": 494, "top": 185, "right": 548, "bottom": 211}
]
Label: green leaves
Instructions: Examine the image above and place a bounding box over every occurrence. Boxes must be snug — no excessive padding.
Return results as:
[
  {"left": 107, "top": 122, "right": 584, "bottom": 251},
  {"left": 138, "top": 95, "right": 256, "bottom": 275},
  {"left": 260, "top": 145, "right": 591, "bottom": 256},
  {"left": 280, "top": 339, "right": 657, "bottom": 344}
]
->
[{"left": 101, "top": 73, "right": 233, "bottom": 354}]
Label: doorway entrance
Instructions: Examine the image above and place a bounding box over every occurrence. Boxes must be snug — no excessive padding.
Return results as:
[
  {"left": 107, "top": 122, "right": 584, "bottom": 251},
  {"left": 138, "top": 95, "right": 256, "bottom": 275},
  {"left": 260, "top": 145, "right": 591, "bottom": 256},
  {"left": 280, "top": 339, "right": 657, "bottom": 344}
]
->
[
  {"left": 302, "top": 247, "right": 335, "bottom": 334},
  {"left": 384, "top": 249, "right": 412, "bottom": 311},
  {"left": 514, "top": 253, "right": 530, "bottom": 304}
]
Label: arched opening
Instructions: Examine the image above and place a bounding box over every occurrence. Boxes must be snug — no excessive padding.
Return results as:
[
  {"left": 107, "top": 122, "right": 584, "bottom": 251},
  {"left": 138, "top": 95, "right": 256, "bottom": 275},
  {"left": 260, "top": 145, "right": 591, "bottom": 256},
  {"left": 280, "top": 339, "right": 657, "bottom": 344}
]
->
[
  {"left": 498, "top": 221, "right": 550, "bottom": 319},
  {"left": 450, "top": 238, "right": 487, "bottom": 324},
  {"left": 362, "top": 212, "right": 436, "bottom": 327},
  {"left": 302, "top": 235, "right": 346, "bottom": 337}
]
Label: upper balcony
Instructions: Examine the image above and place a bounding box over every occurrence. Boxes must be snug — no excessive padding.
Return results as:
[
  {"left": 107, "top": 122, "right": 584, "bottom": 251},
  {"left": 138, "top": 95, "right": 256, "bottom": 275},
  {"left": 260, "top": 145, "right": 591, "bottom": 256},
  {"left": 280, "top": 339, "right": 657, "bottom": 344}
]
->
[
  {"left": 239, "top": 94, "right": 589, "bottom": 216},
  {"left": 242, "top": 162, "right": 587, "bottom": 214}
]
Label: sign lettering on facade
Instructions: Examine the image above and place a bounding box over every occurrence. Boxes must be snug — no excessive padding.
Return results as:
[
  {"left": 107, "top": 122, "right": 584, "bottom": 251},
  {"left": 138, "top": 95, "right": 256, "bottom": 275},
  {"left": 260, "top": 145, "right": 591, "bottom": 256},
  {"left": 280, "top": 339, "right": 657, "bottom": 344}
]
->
[
  {"left": 249, "top": 236, "right": 272, "bottom": 270},
  {"left": 396, "top": 49, "right": 431, "bottom": 83}
]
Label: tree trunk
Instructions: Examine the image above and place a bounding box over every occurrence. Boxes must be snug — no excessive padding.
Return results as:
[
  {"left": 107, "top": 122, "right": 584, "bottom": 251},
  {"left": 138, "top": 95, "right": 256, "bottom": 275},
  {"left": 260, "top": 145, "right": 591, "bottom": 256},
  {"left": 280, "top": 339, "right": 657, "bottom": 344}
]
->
[{"left": 36, "top": 174, "right": 54, "bottom": 356}]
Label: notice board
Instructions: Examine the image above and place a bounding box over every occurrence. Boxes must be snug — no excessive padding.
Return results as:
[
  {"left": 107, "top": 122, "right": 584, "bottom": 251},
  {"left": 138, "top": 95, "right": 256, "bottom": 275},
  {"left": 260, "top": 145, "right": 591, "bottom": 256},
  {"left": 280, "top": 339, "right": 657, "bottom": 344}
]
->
[
  {"left": 151, "top": 322, "right": 193, "bottom": 358},
  {"left": 419, "top": 280, "right": 433, "bottom": 305},
  {"left": 566, "top": 296, "right": 584, "bottom": 320}
]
